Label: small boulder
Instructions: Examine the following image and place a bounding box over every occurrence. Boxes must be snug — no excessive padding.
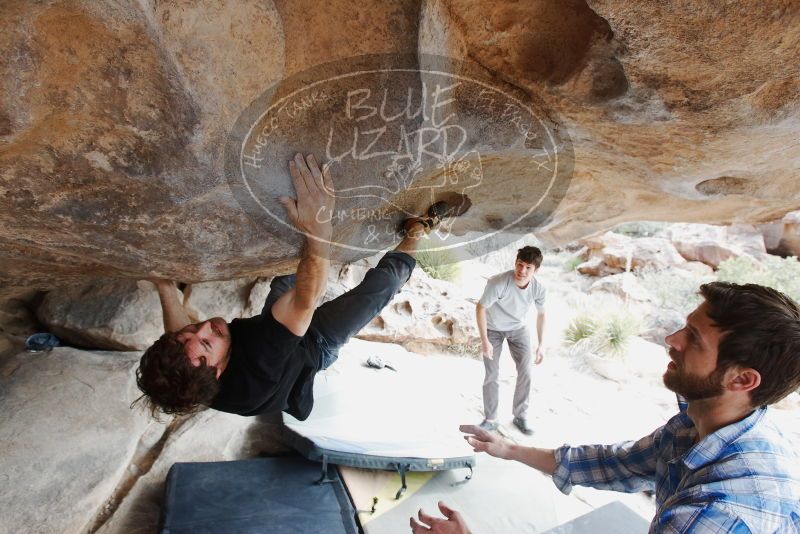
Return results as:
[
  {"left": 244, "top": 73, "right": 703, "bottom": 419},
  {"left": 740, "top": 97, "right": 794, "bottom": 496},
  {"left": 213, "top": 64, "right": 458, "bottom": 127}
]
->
[
  {"left": 37, "top": 280, "right": 165, "bottom": 350},
  {"left": 577, "top": 232, "right": 686, "bottom": 275},
  {"left": 668, "top": 223, "right": 766, "bottom": 267},
  {"left": 183, "top": 279, "right": 254, "bottom": 322},
  {"left": 577, "top": 256, "right": 618, "bottom": 277},
  {"left": 778, "top": 211, "right": 800, "bottom": 256},
  {"left": 603, "top": 237, "right": 686, "bottom": 272},
  {"left": 242, "top": 277, "right": 274, "bottom": 317},
  {"left": 588, "top": 272, "right": 651, "bottom": 302},
  {"left": 578, "top": 232, "right": 631, "bottom": 251}
]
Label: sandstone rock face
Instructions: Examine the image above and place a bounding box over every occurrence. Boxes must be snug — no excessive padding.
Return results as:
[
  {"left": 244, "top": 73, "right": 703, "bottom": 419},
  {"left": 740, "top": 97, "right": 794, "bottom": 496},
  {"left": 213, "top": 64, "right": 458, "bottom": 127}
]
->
[
  {"left": 577, "top": 232, "right": 686, "bottom": 275},
  {"left": 0, "top": 335, "right": 14, "bottom": 356},
  {"left": 36, "top": 280, "right": 166, "bottom": 350},
  {"left": 0, "top": 347, "right": 151, "bottom": 534},
  {"left": 588, "top": 272, "right": 650, "bottom": 302},
  {"left": 0, "top": 289, "right": 39, "bottom": 336},
  {"left": 35, "top": 277, "right": 272, "bottom": 351},
  {"left": 95, "top": 410, "right": 286, "bottom": 534},
  {"left": 0, "top": 344, "right": 290, "bottom": 534},
  {"left": 326, "top": 258, "right": 479, "bottom": 353},
  {"left": 667, "top": 223, "right": 767, "bottom": 268},
  {"left": 183, "top": 278, "right": 254, "bottom": 323},
  {"left": 760, "top": 210, "right": 800, "bottom": 257},
  {"left": 1, "top": 0, "right": 800, "bottom": 293},
  {"left": 576, "top": 256, "right": 611, "bottom": 277},
  {"left": 243, "top": 277, "right": 274, "bottom": 317},
  {"left": 358, "top": 270, "right": 480, "bottom": 353}
]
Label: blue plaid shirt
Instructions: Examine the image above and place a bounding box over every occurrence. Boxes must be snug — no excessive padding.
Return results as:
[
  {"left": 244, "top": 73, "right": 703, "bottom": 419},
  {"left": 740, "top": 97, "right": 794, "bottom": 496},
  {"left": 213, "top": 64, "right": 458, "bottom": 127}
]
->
[{"left": 553, "top": 402, "right": 800, "bottom": 533}]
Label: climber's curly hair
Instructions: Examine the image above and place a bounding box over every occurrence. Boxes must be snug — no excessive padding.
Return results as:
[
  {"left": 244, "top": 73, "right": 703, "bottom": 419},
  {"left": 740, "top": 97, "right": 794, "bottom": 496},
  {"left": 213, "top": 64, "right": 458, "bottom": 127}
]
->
[{"left": 132, "top": 332, "right": 220, "bottom": 418}]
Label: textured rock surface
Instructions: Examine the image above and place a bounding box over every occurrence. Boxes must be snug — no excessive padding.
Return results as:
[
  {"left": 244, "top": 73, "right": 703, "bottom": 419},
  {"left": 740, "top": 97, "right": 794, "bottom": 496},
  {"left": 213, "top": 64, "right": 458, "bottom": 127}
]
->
[
  {"left": 36, "top": 280, "right": 166, "bottom": 350},
  {"left": 95, "top": 410, "right": 286, "bottom": 534},
  {"left": 577, "top": 232, "right": 686, "bottom": 275},
  {"left": 588, "top": 272, "right": 650, "bottom": 302},
  {"left": 1, "top": 0, "right": 799, "bottom": 292},
  {"left": 0, "top": 347, "right": 151, "bottom": 534},
  {"left": 0, "top": 344, "right": 287, "bottom": 534},
  {"left": 679, "top": 261, "right": 715, "bottom": 276},
  {"left": 0, "top": 334, "right": 14, "bottom": 356},
  {"left": 183, "top": 278, "right": 254, "bottom": 323},
  {"left": 327, "top": 257, "right": 479, "bottom": 352},
  {"left": 359, "top": 270, "right": 479, "bottom": 352},
  {"left": 242, "top": 277, "right": 274, "bottom": 317},
  {"left": 667, "top": 223, "right": 767, "bottom": 267},
  {"left": 0, "top": 289, "right": 40, "bottom": 336},
  {"left": 642, "top": 308, "right": 686, "bottom": 345},
  {"left": 760, "top": 210, "right": 800, "bottom": 257}
]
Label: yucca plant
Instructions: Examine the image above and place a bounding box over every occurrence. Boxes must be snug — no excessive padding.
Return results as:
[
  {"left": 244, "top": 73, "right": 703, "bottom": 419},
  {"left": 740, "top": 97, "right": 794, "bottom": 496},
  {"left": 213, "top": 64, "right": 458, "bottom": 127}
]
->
[
  {"left": 563, "top": 307, "right": 643, "bottom": 360},
  {"left": 564, "top": 314, "right": 600, "bottom": 345},
  {"left": 416, "top": 248, "right": 461, "bottom": 282},
  {"left": 599, "top": 311, "right": 643, "bottom": 359}
]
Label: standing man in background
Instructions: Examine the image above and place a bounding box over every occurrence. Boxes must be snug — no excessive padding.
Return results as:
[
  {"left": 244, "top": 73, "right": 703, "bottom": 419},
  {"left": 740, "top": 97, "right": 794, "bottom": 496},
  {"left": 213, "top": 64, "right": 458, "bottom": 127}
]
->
[{"left": 475, "top": 246, "right": 546, "bottom": 435}]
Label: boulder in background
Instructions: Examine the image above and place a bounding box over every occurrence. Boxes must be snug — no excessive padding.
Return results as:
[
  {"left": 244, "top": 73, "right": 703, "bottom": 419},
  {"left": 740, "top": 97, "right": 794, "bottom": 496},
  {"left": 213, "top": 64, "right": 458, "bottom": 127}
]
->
[
  {"left": 37, "top": 280, "right": 165, "bottom": 350},
  {"left": 577, "top": 232, "right": 686, "bottom": 276},
  {"left": 183, "top": 279, "right": 254, "bottom": 323},
  {"left": 668, "top": 223, "right": 766, "bottom": 267}
]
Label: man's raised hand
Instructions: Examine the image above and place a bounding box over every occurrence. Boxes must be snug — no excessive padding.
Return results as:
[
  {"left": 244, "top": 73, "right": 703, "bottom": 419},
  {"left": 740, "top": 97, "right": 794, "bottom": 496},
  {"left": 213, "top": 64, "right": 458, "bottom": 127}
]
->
[
  {"left": 280, "top": 153, "right": 335, "bottom": 242},
  {"left": 409, "top": 502, "right": 471, "bottom": 534},
  {"left": 460, "top": 424, "right": 513, "bottom": 460}
]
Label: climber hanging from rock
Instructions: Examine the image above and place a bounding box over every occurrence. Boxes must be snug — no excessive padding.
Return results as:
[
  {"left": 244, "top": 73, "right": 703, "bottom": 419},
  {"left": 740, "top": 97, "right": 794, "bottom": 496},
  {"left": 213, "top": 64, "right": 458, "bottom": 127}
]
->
[{"left": 134, "top": 152, "right": 452, "bottom": 420}]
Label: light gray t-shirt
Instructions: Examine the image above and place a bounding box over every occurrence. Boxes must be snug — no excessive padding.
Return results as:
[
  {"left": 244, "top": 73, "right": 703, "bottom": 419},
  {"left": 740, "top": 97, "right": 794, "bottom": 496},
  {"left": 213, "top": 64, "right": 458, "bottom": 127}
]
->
[{"left": 479, "top": 270, "right": 546, "bottom": 332}]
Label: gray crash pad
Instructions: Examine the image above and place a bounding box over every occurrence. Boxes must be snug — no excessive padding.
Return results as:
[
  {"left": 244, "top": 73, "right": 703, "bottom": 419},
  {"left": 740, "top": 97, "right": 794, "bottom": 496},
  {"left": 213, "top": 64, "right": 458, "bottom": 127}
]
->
[{"left": 161, "top": 455, "right": 358, "bottom": 534}]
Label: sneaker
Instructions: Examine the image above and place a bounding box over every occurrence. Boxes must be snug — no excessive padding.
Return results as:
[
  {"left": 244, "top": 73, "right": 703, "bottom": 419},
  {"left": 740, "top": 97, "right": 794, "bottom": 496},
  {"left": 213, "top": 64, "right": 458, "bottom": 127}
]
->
[
  {"left": 478, "top": 419, "right": 499, "bottom": 432},
  {"left": 513, "top": 417, "right": 533, "bottom": 436}
]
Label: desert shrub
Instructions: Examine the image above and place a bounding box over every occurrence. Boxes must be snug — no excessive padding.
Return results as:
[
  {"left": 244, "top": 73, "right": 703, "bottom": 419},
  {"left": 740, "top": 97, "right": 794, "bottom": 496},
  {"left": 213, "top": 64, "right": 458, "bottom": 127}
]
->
[
  {"left": 416, "top": 248, "right": 462, "bottom": 282},
  {"left": 563, "top": 255, "right": 584, "bottom": 272},
  {"left": 449, "top": 342, "right": 482, "bottom": 359},
  {"left": 716, "top": 255, "right": 800, "bottom": 302},
  {"left": 612, "top": 221, "right": 669, "bottom": 238},
  {"left": 564, "top": 314, "right": 600, "bottom": 344},
  {"left": 600, "top": 310, "right": 644, "bottom": 358},
  {"left": 563, "top": 306, "right": 643, "bottom": 359}
]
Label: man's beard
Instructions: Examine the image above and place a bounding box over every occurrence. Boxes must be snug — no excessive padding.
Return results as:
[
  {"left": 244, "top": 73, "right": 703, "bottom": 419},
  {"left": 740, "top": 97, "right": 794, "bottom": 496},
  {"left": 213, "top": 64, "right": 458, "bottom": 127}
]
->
[{"left": 663, "top": 364, "right": 726, "bottom": 401}]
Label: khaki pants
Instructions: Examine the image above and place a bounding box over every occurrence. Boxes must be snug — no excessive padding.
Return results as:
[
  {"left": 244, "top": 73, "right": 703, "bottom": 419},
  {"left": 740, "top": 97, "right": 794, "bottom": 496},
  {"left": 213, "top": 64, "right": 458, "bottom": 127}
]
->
[{"left": 482, "top": 326, "right": 532, "bottom": 421}]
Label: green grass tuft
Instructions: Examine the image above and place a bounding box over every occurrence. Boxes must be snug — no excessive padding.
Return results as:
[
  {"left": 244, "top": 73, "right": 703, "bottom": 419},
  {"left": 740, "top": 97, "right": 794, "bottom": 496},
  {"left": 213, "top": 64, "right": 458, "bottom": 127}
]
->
[
  {"left": 563, "top": 307, "right": 643, "bottom": 359},
  {"left": 416, "top": 248, "right": 462, "bottom": 282},
  {"left": 564, "top": 314, "right": 600, "bottom": 344}
]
